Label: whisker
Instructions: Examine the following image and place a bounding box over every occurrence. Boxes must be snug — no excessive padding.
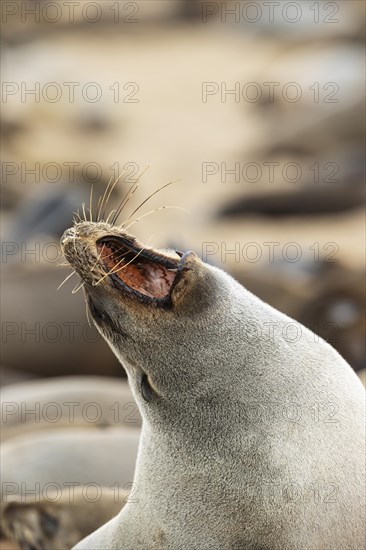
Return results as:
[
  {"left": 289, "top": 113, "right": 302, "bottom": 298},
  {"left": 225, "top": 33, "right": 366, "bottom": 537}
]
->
[
  {"left": 123, "top": 179, "right": 180, "bottom": 226},
  {"left": 94, "top": 237, "right": 153, "bottom": 287},
  {"left": 89, "top": 243, "right": 123, "bottom": 273},
  {"left": 57, "top": 270, "right": 76, "bottom": 291},
  {"left": 89, "top": 244, "right": 131, "bottom": 281},
  {"left": 90, "top": 243, "right": 106, "bottom": 272},
  {"left": 123, "top": 205, "right": 190, "bottom": 230},
  {"left": 82, "top": 202, "right": 87, "bottom": 222},
  {"left": 73, "top": 210, "right": 82, "bottom": 223},
  {"left": 67, "top": 240, "right": 115, "bottom": 277},
  {"left": 105, "top": 209, "right": 117, "bottom": 225},
  {"left": 94, "top": 249, "right": 142, "bottom": 286},
  {"left": 110, "top": 181, "right": 139, "bottom": 226},
  {"left": 96, "top": 195, "right": 102, "bottom": 223},
  {"left": 85, "top": 300, "right": 93, "bottom": 328},
  {"left": 89, "top": 184, "right": 94, "bottom": 222},
  {"left": 117, "top": 165, "right": 151, "bottom": 211},
  {"left": 110, "top": 164, "right": 151, "bottom": 226},
  {"left": 94, "top": 250, "right": 132, "bottom": 286},
  {"left": 101, "top": 170, "right": 127, "bottom": 222},
  {"left": 72, "top": 280, "right": 86, "bottom": 294},
  {"left": 111, "top": 239, "right": 152, "bottom": 276},
  {"left": 97, "top": 174, "right": 114, "bottom": 222}
]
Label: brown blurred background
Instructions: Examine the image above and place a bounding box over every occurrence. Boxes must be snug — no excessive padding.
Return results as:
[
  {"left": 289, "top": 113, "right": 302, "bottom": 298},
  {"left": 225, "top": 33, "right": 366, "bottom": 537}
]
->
[
  {"left": 0, "top": 2, "right": 365, "bottom": 548},
  {"left": 1, "top": 0, "right": 365, "bottom": 383}
]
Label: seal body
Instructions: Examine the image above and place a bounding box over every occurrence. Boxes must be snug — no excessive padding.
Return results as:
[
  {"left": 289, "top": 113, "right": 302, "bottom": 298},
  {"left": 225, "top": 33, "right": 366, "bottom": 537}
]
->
[{"left": 60, "top": 222, "right": 365, "bottom": 550}]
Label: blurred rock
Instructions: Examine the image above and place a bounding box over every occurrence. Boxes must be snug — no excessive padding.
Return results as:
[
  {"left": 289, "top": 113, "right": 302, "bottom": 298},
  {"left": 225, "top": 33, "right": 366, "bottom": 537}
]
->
[
  {"left": 1, "top": 0, "right": 202, "bottom": 45},
  {"left": 1, "top": 488, "right": 124, "bottom": 550},
  {"left": 0, "top": 179, "right": 124, "bottom": 376},
  {"left": 358, "top": 369, "right": 366, "bottom": 388},
  {"left": 1, "top": 427, "right": 139, "bottom": 495},
  {"left": 0, "top": 538, "right": 19, "bottom": 549},
  {"left": 0, "top": 366, "right": 37, "bottom": 387},
  {"left": 227, "top": 1, "right": 365, "bottom": 42},
  {"left": 217, "top": 179, "right": 365, "bottom": 218},
  {"left": 297, "top": 263, "right": 366, "bottom": 372},
  {"left": 1, "top": 258, "right": 120, "bottom": 377},
  {"left": 3, "top": 186, "right": 86, "bottom": 244}
]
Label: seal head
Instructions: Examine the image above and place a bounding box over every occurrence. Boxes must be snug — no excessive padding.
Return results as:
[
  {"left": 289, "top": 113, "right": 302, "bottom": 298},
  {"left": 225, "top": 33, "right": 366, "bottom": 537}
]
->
[{"left": 61, "top": 222, "right": 224, "bottom": 422}]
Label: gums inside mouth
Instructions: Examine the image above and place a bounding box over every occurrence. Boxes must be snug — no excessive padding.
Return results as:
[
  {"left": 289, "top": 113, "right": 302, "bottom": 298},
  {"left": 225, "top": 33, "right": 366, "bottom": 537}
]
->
[{"left": 96, "top": 237, "right": 180, "bottom": 300}]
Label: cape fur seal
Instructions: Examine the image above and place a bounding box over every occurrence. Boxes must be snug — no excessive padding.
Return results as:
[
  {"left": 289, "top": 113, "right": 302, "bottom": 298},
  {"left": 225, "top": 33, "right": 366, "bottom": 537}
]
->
[{"left": 61, "top": 221, "right": 365, "bottom": 549}]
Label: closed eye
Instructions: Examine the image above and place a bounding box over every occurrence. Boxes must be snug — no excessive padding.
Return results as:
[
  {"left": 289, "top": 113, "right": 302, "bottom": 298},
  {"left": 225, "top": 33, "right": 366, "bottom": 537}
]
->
[
  {"left": 87, "top": 297, "right": 108, "bottom": 323},
  {"left": 87, "top": 295, "right": 119, "bottom": 333},
  {"left": 141, "top": 372, "right": 153, "bottom": 402}
]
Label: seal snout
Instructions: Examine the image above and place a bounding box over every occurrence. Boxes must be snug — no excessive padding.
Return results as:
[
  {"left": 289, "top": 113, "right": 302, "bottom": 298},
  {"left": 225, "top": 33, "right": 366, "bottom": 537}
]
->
[
  {"left": 60, "top": 227, "right": 79, "bottom": 259},
  {"left": 60, "top": 223, "right": 106, "bottom": 287},
  {"left": 60, "top": 222, "right": 199, "bottom": 307},
  {"left": 60, "top": 226, "right": 77, "bottom": 244}
]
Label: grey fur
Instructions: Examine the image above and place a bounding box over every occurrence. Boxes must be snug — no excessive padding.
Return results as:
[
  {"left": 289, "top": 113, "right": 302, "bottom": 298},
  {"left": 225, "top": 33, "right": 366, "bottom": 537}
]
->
[{"left": 61, "top": 222, "right": 365, "bottom": 550}]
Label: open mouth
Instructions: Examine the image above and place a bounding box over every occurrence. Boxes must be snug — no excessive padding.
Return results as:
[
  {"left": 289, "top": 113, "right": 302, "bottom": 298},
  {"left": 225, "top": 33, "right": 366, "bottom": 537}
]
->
[{"left": 96, "top": 236, "right": 184, "bottom": 303}]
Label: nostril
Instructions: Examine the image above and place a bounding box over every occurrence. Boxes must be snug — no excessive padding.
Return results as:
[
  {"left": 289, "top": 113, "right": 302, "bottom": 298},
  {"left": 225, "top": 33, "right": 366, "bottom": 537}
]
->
[{"left": 61, "top": 227, "right": 77, "bottom": 244}]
